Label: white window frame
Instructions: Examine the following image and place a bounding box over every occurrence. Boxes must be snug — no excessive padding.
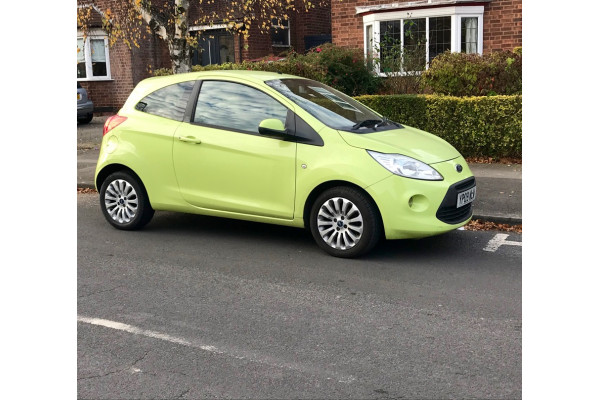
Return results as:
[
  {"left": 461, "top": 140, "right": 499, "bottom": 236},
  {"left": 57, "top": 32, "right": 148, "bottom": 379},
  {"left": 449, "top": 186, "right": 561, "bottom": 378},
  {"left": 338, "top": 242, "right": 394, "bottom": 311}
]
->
[
  {"left": 271, "top": 19, "right": 291, "bottom": 47},
  {"left": 365, "top": 23, "right": 374, "bottom": 64},
  {"left": 361, "top": 5, "right": 484, "bottom": 76},
  {"left": 77, "top": 30, "right": 112, "bottom": 81},
  {"left": 457, "top": 14, "right": 483, "bottom": 54}
]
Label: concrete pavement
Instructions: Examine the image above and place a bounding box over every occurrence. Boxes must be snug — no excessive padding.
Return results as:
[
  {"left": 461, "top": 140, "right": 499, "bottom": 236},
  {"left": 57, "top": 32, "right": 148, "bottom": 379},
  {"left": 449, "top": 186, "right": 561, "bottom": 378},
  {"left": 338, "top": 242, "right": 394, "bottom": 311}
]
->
[{"left": 77, "top": 117, "right": 522, "bottom": 225}]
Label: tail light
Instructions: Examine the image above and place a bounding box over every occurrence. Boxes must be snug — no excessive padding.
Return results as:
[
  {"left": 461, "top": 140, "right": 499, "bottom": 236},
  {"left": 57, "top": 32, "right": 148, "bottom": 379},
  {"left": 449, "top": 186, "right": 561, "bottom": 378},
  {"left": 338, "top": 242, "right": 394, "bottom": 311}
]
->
[{"left": 103, "top": 115, "right": 127, "bottom": 136}]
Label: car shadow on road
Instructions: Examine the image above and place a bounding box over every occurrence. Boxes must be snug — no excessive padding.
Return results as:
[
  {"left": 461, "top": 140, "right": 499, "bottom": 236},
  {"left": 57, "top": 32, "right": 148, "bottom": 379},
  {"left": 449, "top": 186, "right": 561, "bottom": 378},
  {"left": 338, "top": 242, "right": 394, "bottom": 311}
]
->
[{"left": 144, "top": 211, "right": 472, "bottom": 262}]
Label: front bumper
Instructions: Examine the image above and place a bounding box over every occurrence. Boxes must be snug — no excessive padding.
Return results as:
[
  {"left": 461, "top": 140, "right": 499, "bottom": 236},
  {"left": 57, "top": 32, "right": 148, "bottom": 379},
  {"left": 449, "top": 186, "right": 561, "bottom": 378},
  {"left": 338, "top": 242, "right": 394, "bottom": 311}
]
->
[{"left": 365, "top": 157, "right": 475, "bottom": 240}]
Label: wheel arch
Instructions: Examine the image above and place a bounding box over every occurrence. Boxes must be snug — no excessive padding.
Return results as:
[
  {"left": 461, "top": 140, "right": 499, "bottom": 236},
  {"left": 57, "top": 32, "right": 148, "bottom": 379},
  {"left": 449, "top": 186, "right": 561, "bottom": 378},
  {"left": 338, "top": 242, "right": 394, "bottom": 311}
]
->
[
  {"left": 302, "top": 180, "right": 384, "bottom": 231},
  {"left": 96, "top": 164, "right": 145, "bottom": 194}
]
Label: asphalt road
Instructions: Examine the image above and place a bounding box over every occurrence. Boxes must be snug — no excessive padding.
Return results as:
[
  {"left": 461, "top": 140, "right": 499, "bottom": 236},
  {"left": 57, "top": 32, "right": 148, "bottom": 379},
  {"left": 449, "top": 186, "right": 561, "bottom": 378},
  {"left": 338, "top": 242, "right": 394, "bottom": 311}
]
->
[{"left": 78, "top": 192, "right": 522, "bottom": 399}]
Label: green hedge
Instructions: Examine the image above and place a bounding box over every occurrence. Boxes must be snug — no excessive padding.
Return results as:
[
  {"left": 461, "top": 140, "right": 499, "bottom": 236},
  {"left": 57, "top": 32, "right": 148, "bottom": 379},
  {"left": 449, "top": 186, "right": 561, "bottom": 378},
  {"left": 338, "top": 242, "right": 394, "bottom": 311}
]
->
[
  {"left": 355, "top": 94, "right": 522, "bottom": 158},
  {"left": 420, "top": 49, "right": 522, "bottom": 96}
]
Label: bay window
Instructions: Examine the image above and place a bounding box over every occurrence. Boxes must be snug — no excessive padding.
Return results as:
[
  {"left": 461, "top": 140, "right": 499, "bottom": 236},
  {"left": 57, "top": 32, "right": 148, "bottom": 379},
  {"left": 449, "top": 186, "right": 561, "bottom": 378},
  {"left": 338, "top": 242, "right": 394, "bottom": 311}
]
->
[{"left": 360, "top": 3, "right": 484, "bottom": 75}]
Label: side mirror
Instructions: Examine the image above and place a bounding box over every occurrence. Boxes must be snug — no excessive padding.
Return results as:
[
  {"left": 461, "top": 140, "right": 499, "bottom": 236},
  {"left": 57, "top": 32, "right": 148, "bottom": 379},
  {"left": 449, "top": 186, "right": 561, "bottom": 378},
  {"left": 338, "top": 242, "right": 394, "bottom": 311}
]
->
[{"left": 258, "top": 118, "right": 289, "bottom": 138}]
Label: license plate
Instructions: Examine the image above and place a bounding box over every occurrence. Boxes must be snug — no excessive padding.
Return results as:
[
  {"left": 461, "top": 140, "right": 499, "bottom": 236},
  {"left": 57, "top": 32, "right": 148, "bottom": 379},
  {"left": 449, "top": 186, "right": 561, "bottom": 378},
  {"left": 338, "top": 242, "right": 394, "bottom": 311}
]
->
[
  {"left": 457, "top": 186, "right": 476, "bottom": 208},
  {"left": 77, "top": 93, "right": 82, "bottom": 101}
]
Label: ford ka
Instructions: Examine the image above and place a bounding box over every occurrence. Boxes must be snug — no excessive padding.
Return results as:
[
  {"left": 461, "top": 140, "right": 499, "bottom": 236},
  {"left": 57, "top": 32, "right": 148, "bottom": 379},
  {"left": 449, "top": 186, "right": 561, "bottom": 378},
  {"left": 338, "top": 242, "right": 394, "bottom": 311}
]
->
[{"left": 95, "top": 71, "right": 476, "bottom": 257}]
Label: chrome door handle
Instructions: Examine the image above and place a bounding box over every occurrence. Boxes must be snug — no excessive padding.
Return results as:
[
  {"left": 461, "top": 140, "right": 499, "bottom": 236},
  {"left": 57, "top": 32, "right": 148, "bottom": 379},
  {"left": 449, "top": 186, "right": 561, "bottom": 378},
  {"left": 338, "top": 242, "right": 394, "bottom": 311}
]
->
[{"left": 178, "top": 136, "right": 202, "bottom": 144}]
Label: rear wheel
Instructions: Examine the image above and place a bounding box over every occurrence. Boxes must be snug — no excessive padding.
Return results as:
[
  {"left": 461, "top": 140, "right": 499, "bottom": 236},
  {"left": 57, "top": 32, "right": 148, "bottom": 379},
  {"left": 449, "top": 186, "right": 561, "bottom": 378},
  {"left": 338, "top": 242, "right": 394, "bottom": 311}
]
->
[
  {"left": 99, "top": 171, "right": 154, "bottom": 230},
  {"left": 309, "top": 186, "right": 382, "bottom": 258}
]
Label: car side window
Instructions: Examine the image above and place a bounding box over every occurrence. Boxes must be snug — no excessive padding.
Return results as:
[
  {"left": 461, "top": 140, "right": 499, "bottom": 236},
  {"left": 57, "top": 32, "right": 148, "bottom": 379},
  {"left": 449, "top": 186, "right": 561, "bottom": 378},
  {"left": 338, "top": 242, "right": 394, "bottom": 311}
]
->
[
  {"left": 135, "top": 81, "right": 195, "bottom": 121},
  {"left": 193, "top": 80, "right": 289, "bottom": 134}
]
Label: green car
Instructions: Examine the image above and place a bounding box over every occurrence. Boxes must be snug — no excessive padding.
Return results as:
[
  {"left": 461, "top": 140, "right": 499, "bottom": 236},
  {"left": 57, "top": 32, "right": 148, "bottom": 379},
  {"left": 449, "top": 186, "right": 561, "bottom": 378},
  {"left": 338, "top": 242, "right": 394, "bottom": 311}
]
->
[{"left": 95, "top": 70, "right": 476, "bottom": 257}]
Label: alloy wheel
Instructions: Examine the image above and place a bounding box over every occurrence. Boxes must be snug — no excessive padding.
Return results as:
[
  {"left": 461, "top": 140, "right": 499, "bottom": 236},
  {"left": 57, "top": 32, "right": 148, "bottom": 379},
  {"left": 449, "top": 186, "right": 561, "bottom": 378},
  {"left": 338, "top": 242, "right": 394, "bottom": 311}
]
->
[
  {"left": 316, "top": 197, "right": 364, "bottom": 250},
  {"left": 104, "top": 179, "right": 139, "bottom": 224}
]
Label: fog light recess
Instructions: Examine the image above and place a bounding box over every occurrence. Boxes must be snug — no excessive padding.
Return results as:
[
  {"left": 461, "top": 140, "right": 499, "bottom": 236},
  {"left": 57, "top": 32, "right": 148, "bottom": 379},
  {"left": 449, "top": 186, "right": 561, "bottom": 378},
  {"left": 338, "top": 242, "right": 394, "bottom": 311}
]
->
[{"left": 408, "top": 194, "right": 429, "bottom": 212}]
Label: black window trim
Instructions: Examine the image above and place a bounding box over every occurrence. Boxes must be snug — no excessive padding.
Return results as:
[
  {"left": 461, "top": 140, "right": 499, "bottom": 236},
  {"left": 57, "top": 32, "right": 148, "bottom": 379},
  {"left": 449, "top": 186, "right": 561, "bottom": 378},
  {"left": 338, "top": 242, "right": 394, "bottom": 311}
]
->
[{"left": 183, "top": 80, "right": 202, "bottom": 123}]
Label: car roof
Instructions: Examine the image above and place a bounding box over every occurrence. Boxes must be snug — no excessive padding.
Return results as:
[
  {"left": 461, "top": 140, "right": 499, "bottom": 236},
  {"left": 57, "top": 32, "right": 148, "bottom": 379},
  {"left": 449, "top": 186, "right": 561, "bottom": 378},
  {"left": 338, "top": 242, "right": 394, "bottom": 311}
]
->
[
  {"left": 145, "top": 69, "right": 303, "bottom": 86},
  {"left": 196, "top": 69, "right": 300, "bottom": 81}
]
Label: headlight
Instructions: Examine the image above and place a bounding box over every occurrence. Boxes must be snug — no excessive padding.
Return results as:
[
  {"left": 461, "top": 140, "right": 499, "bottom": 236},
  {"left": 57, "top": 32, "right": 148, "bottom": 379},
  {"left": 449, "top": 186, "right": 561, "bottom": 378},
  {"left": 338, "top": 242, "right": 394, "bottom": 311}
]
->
[{"left": 367, "top": 150, "right": 443, "bottom": 181}]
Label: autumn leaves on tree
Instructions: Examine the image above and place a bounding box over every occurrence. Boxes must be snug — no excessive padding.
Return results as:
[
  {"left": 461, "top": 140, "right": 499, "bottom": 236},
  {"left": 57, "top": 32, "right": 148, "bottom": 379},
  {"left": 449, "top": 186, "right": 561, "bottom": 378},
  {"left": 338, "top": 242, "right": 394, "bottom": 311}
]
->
[{"left": 77, "top": 0, "right": 331, "bottom": 73}]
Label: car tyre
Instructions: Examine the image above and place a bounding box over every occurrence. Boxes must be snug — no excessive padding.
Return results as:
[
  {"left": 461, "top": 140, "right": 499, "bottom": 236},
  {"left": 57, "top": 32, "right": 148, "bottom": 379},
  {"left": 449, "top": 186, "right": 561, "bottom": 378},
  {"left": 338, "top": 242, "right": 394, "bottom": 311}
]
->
[
  {"left": 78, "top": 113, "right": 93, "bottom": 124},
  {"left": 100, "top": 171, "right": 154, "bottom": 230},
  {"left": 309, "top": 186, "right": 382, "bottom": 258}
]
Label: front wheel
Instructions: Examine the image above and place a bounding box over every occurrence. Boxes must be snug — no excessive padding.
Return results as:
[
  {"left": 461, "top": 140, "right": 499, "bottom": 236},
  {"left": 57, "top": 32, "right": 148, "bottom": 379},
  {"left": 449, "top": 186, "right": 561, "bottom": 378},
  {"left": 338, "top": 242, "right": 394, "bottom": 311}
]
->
[
  {"left": 309, "top": 187, "right": 382, "bottom": 258},
  {"left": 99, "top": 171, "right": 154, "bottom": 230}
]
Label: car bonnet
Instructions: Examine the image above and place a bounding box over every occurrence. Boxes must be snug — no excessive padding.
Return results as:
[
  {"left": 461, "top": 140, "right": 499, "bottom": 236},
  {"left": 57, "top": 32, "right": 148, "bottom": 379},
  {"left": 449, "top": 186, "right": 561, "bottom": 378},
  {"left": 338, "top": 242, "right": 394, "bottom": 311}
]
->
[{"left": 337, "top": 125, "right": 461, "bottom": 164}]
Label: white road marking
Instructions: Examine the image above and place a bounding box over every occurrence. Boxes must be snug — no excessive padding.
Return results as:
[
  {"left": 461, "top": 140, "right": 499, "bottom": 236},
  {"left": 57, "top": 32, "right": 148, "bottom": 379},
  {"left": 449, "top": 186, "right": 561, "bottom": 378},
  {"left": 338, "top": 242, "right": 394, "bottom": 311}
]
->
[
  {"left": 483, "top": 233, "right": 522, "bottom": 252},
  {"left": 78, "top": 315, "right": 356, "bottom": 384}
]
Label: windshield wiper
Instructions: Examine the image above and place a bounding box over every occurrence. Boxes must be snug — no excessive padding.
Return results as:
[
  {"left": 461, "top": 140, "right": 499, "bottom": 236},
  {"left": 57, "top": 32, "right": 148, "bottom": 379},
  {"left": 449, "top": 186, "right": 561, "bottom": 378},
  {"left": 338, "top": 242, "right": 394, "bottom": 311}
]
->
[
  {"left": 375, "top": 117, "right": 403, "bottom": 128},
  {"left": 351, "top": 119, "right": 383, "bottom": 130}
]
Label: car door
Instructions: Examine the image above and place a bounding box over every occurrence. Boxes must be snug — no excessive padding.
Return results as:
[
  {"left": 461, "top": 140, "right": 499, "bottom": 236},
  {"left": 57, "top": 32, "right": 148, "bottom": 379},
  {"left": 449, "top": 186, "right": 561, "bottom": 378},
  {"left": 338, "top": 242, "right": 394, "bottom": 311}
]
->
[{"left": 173, "top": 79, "right": 297, "bottom": 219}]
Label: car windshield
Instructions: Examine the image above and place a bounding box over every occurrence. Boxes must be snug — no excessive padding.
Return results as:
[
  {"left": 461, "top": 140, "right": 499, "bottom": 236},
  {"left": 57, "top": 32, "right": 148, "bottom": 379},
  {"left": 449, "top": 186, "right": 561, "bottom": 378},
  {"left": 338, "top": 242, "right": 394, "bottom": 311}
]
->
[{"left": 265, "top": 78, "right": 402, "bottom": 133}]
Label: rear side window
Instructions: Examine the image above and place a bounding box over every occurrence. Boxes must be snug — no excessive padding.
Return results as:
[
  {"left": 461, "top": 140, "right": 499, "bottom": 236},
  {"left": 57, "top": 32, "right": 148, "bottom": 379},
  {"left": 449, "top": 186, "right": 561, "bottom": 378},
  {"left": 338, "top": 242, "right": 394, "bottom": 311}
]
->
[
  {"left": 135, "top": 81, "right": 195, "bottom": 121},
  {"left": 193, "top": 80, "right": 288, "bottom": 134}
]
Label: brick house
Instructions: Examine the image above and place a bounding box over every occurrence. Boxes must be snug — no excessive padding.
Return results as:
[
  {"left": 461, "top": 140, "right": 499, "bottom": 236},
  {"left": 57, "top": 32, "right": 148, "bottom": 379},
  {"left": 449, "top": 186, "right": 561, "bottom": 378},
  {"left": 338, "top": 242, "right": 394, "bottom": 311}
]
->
[
  {"left": 331, "top": 0, "right": 521, "bottom": 74},
  {"left": 77, "top": 1, "right": 332, "bottom": 113}
]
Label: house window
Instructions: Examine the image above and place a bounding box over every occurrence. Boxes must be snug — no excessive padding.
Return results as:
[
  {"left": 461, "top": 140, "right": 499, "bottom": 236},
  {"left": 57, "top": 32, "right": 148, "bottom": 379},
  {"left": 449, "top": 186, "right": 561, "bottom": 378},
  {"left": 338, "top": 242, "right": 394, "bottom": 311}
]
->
[
  {"left": 77, "top": 33, "right": 111, "bottom": 80},
  {"left": 461, "top": 17, "right": 478, "bottom": 53},
  {"left": 359, "top": 3, "right": 484, "bottom": 75},
  {"left": 379, "top": 18, "right": 430, "bottom": 73},
  {"left": 403, "top": 18, "right": 427, "bottom": 71},
  {"left": 365, "top": 24, "right": 374, "bottom": 68},
  {"left": 271, "top": 19, "right": 290, "bottom": 47},
  {"left": 429, "top": 16, "right": 451, "bottom": 62},
  {"left": 189, "top": 29, "right": 235, "bottom": 66},
  {"left": 379, "top": 20, "right": 401, "bottom": 72}
]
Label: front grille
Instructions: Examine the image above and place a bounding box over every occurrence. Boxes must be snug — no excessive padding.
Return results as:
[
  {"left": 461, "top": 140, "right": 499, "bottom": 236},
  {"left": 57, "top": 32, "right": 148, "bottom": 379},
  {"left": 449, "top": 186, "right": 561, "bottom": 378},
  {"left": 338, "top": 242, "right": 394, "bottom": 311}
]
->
[
  {"left": 436, "top": 177, "right": 476, "bottom": 224},
  {"left": 454, "top": 177, "right": 476, "bottom": 192}
]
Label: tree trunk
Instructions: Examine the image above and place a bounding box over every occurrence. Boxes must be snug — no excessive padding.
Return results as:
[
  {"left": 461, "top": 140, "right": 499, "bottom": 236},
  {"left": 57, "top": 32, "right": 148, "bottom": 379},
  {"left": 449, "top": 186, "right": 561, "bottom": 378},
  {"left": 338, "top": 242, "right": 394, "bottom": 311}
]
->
[
  {"left": 136, "top": 0, "right": 191, "bottom": 74},
  {"left": 169, "top": 39, "right": 191, "bottom": 74},
  {"left": 171, "top": 0, "right": 191, "bottom": 73}
]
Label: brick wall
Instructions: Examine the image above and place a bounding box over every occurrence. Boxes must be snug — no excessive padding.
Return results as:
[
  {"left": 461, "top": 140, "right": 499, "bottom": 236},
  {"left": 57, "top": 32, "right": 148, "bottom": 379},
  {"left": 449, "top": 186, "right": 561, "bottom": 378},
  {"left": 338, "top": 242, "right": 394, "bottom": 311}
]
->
[
  {"left": 331, "top": 0, "right": 522, "bottom": 53},
  {"left": 242, "top": 23, "right": 276, "bottom": 60},
  {"left": 291, "top": 0, "right": 332, "bottom": 53},
  {"left": 483, "top": 0, "right": 522, "bottom": 52},
  {"left": 331, "top": 0, "right": 380, "bottom": 50}
]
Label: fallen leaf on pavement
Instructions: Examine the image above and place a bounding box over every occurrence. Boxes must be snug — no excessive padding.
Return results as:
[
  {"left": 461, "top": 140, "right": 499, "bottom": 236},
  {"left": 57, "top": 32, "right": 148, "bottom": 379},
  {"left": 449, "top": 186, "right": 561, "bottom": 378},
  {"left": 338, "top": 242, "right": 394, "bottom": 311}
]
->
[
  {"left": 77, "top": 187, "right": 97, "bottom": 194},
  {"left": 466, "top": 157, "right": 522, "bottom": 164},
  {"left": 465, "top": 219, "right": 522, "bottom": 233}
]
